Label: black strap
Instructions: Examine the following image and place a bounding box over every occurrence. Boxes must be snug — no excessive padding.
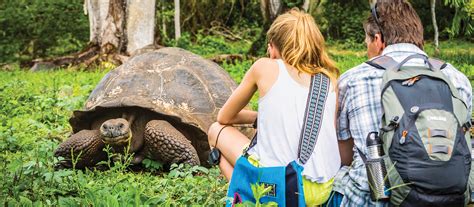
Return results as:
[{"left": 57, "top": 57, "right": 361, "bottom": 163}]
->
[
  {"left": 214, "top": 125, "right": 229, "bottom": 147},
  {"left": 428, "top": 57, "right": 448, "bottom": 70},
  {"left": 244, "top": 133, "right": 258, "bottom": 155},
  {"left": 366, "top": 55, "right": 447, "bottom": 71},
  {"left": 366, "top": 56, "right": 398, "bottom": 70},
  {"left": 463, "top": 120, "right": 472, "bottom": 129},
  {"left": 297, "top": 73, "right": 330, "bottom": 165},
  {"left": 357, "top": 147, "right": 367, "bottom": 164},
  {"left": 463, "top": 120, "right": 473, "bottom": 134}
]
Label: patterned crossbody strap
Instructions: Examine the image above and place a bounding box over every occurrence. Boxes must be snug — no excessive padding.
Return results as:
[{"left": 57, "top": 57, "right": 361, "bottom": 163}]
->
[{"left": 297, "top": 73, "right": 330, "bottom": 165}]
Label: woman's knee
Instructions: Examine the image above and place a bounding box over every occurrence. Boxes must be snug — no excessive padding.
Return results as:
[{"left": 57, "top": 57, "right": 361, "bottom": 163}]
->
[{"left": 207, "top": 122, "right": 225, "bottom": 146}]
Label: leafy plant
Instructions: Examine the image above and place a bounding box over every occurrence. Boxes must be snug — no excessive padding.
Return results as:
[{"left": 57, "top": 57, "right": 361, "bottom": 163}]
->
[
  {"left": 0, "top": 0, "right": 88, "bottom": 63},
  {"left": 443, "top": 0, "right": 474, "bottom": 38},
  {"left": 318, "top": 1, "right": 368, "bottom": 43},
  {"left": 234, "top": 183, "right": 278, "bottom": 207},
  {"left": 142, "top": 159, "right": 164, "bottom": 172}
]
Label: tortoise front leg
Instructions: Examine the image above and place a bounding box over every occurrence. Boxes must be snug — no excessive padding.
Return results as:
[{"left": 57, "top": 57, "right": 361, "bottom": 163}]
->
[
  {"left": 54, "top": 129, "right": 107, "bottom": 169},
  {"left": 144, "top": 120, "right": 200, "bottom": 166}
]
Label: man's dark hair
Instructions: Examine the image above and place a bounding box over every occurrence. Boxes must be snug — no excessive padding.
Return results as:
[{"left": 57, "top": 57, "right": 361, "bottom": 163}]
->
[
  {"left": 363, "top": 18, "right": 380, "bottom": 41},
  {"left": 363, "top": 0, "right": 424, "bottom": 49}
]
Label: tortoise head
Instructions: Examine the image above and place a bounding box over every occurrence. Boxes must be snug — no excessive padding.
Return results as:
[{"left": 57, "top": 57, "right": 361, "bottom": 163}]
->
[{"left": 100, "top": 118, "right": 131, "bottom": 145}]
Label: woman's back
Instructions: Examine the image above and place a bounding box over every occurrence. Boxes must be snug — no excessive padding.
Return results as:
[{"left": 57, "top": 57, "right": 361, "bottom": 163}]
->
[{"left": 249, "top": 59, "right": 340, "bottom": 183}]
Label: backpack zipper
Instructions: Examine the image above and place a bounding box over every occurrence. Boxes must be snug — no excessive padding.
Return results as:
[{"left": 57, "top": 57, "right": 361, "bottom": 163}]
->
[
  {"left": 400, "top": 130, "right": 409, "bottom": 144},
  {"left": 399, "top": 111, "right": 420, "bottom": 145}
]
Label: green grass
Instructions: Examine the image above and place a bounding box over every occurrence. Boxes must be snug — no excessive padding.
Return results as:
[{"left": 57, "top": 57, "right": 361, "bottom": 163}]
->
[
  {"left": 0, "top": 40, "right": 472, "bottom": 205},
  {"left": 424, "top": 40, "right": 474, "bottom": 78}
]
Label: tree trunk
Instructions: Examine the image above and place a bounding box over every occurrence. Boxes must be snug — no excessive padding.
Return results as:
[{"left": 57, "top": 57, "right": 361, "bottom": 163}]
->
[
  {"left": 250, "top": 0, "right": 311, "bottom": 56},
  {"left": 302, "top": 0, "right": 310, "bottom": 12},
  {"left": 260, "top": 0, "right": 282, "bottom": 22},
  {"left": 99, "top": 0, "right": 126, "bottom": 55},
  {"left": 161, "top": 0, "right": 167, "bottom": 40},
  {"left": 31, "top": 0, "right": 157, "bottom": 70},
  {"left": 247, "top": 0, "right": 282, "bottom": 56},
  {"left": 87, "top": 0, "right": 110, "bottom": 45},
  {"left": 126, "top": 0, "right": 156, "bottom": 53},
  {"left": 430, "top": 0, "right": 439, "bottom": 53},
  {"left": 92, "top": 0, "right": 157, "bottom": 56},
  {"left": 174, "top": 0, "right": 181, "bottom": 40}
]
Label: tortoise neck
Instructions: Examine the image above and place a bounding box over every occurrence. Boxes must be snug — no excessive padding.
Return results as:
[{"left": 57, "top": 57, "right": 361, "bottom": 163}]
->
[{"left": 122, "top": 112, "right": 136, "bottom": 126}]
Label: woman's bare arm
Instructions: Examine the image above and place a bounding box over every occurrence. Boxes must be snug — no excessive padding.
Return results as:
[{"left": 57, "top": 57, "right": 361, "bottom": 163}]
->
[{"left": 217, "top": 61, "right": 261, "bottom": 125}]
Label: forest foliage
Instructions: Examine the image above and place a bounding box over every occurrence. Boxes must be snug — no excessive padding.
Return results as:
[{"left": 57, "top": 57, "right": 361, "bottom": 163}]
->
[{"left": 1, "top": 0, "right": 473, "bottom": 64}]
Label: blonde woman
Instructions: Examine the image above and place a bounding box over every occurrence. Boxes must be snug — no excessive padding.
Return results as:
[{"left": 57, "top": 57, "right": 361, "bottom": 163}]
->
[{"left": 208, "top": 9, "right": 341, "bottom": 205}]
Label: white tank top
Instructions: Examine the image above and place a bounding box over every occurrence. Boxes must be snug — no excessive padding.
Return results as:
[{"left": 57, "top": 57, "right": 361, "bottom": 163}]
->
[{"left": 247, "top": 59, "right": 341, "bottom": 183}]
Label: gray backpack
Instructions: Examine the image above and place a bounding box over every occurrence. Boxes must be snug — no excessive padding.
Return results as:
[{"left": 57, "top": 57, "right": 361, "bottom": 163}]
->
[{"left": 366, "top": 54, "right": 473, "bottom": 206}]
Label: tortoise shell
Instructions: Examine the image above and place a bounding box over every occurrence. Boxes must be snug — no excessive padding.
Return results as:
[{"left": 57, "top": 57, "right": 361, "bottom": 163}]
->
[{"left": 70, "top": 47, "right": 237, "bottom": 139}]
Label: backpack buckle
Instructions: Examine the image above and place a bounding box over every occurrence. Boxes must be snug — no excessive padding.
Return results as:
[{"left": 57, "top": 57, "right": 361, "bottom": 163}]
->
[
  {"left": 402, "top": 76, "right": 421, "bottom": 86},
  {"left": 381, "top": 116, "right": 400, "bottom": 133},
  {"left": 463, "top": 120, "right": 473, "bottom": 134}
]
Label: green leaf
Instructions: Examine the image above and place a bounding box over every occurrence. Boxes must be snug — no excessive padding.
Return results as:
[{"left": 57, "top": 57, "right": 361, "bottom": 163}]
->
[{"left": 19, "top": 196, "right": 33, "bottom": 206}]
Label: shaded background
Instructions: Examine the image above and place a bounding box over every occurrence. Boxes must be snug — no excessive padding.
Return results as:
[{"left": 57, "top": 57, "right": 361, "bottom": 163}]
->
[{"left": 0, "top": 0, "right": 472, "bottom": 65}]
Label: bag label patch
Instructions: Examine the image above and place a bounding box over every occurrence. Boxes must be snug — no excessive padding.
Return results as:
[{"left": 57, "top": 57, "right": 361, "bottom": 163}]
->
[
  {"left": 427, "top": 116, "right": 447, "bottom": 122},
  {"left": 261, "top": 182, "right": 277, "bottom": 197}
]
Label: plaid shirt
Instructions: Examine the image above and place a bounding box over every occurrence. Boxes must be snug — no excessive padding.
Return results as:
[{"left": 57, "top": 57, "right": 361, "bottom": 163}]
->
[{"left": 334, "top": 43, "right": 473, "bottom": 206}]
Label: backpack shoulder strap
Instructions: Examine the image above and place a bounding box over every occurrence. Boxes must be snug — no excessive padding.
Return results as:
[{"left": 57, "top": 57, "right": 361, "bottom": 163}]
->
[
  {"left": 428, "top": 57, "right": 447, "bottom": 70},
  {"left": 365, "top": 55, "right": 398, "bottom": 70},
  {"left": 368, "top": 54, "right": 447, "bottom": 71},
  {"left": 297, "top": 73, "right": 330, "bottom": 165}
]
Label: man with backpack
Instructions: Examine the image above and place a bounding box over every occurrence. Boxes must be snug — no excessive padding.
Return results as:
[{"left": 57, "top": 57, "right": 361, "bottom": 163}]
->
[{"left": 334, "top": 0, "right": 473, "bottom": 206}]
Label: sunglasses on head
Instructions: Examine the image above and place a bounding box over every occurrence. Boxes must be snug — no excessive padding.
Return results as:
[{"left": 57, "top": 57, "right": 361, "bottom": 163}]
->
[{"left": 370, "top": 0, "right": 384, "bottom": 42}]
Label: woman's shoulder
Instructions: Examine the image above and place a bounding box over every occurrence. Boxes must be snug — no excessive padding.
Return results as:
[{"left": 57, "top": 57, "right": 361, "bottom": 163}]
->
[
  {"left": 249, "top": 58, "right": 280, "bottom": 76},
  {"left": 252, "top": 57, "right": 278, "bottom": 68}
]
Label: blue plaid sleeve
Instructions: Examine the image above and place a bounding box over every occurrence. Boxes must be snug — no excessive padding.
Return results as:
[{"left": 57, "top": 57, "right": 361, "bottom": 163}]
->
[{"left": 336, "top": 72, "right": 353, "bottom": 141}]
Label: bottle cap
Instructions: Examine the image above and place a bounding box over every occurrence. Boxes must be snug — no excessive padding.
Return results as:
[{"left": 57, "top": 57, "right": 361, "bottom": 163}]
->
[{"left": 366, "top": 132, "right": 382, "bottom": 146}]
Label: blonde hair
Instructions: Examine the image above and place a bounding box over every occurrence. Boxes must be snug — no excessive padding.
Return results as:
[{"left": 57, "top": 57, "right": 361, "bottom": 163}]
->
[{"left": 267, "top": 9, "right": 339, "bottom": 82}]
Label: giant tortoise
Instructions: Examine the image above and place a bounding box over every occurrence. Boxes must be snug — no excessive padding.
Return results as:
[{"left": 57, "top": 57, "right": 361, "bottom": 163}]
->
[{"left": 54, "top": 47, "right": 247, "bottom": 168}]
